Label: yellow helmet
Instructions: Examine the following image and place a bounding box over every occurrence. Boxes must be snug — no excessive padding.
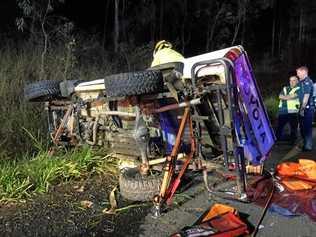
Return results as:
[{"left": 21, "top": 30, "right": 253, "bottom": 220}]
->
[{"left": 153, "top": 40, "right": 173, "bottom": 56}]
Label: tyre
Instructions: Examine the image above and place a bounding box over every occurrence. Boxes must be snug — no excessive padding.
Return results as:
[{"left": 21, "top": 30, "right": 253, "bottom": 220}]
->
[
  {"left": 119, "top": 168, "right": 162, "bottom": 202},
  {"left": 24, "top": 80, "right": 62, "bottom": 102},
  {"left": 104, "top": 70, "right": 163, "bottom": 97}
]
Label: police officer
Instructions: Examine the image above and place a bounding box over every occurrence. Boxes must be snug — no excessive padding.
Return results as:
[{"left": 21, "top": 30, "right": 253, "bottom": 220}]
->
[
  {"left": 276, "top": 76, "right": 300, "bottom": 144},
  {"left": 296, "top": 66, "right": 314, "bottom": 151}
]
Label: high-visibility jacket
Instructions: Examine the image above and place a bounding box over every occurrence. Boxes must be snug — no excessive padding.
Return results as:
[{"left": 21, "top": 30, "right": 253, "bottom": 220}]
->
[
  {"left": 151, "top": 48, "right": 184, "bottom": 67},
  {"left": 278, "top": 86, "right": 300, "bottom": 114}
]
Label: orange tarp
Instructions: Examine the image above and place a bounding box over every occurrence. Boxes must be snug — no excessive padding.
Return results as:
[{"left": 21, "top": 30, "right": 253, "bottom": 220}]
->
[
  {"left": 202, "top": 203, "right": 236, "bottom": 222},
  {"left": 281, "top": 180, "right": 313, "bottom": 191},
  {"left": 277, "top": 159, "right": 316, "bottom": 190}
]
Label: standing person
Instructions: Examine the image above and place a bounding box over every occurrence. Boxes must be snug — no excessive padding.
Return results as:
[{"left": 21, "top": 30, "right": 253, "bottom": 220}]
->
[
  {"left": 276, "top": 76, "right": 300, "bottom": 144},
  {"left": 296, "top": 66, "right": 314, "bottom": 151}
]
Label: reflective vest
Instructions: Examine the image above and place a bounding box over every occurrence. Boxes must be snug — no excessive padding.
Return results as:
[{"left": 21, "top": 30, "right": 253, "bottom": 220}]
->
[
  {"left": 151, "top": 48, "right": 184, "bottom": 67},
  {"left": 278, "top": 86, "right": 300, "bottom": 114}
]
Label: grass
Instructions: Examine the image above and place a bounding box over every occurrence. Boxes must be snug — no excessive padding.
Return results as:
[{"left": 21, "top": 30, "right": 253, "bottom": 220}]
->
[
  {"left": 0, "top": 39, "right": 153, "bottom": 203},
  {"left": 264, "top": 96, "right": 279, "bottom": 122},
  {"left": 0, "top": 40, "right": 153, "bottom": 158},
  {"left": 0, "top": 147, "right": 118, "bottom": 203}
]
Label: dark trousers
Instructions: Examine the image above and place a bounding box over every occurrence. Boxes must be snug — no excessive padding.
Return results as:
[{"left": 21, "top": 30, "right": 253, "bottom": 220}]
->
[
  {"left": 299, "top": 108, "right": 314, "bottom": 150},
  {"left": 276, "top": 113, "right": 298, "bottom": 142}
]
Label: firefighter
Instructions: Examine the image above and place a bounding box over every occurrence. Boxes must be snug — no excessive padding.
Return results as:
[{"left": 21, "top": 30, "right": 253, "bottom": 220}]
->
[
  {"left": 150, "top": 41, "right": 185, "bottom": 154},
  {"left": 151, "top": 40, "right": 184, "bottom": 67},
  {"left": 276, "top": 76, "right": 300, "bottom": 144},
  {"left": 296, "top": 66, "right": 314, "bottom": 151}
]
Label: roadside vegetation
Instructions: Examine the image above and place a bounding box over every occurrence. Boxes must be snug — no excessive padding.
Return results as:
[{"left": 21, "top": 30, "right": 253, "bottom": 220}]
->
[
  {"left": 264, "top": 96, "right": 279, "bottom": 123},
  {"left": 0, "top": 35, "right": 153, "bottom": 202},
  {"left": 1, "top": 36, "right": 155, "bottom": 150},
  {"left": 0, "top": 147, "right": 118, "bottom": 202}
]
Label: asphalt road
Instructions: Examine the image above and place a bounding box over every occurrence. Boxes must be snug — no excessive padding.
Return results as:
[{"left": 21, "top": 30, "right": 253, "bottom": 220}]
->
[{"left": 137, "top": 130, "right": 316, "bottom": 237}]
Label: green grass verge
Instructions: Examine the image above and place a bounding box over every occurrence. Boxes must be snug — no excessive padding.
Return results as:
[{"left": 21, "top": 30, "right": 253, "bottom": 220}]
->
[
  {"left": 264, "top": 96, "right": 279, "bottom": 122},
  {"left": 0, "top": 147, "right": 118, "bottom": 203}
]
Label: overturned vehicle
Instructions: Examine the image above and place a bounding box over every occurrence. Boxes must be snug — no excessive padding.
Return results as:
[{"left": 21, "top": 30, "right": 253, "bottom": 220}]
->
[{"left": 24, "top": 46, "right": 275, "bottom": 212}]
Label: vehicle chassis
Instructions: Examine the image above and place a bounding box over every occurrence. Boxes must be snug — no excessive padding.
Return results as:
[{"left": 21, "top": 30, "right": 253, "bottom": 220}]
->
[{"left": 33, "top": 46, "right": 275, "bottom": 216}]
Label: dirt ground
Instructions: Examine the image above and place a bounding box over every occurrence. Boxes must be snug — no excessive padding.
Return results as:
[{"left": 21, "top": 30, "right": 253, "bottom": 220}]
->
[
  {"left": 0, "top": 175, "right": 151, "bottom": 237},
  {"left": 1, "top": 132, "right": 316, "bottom": 237}
]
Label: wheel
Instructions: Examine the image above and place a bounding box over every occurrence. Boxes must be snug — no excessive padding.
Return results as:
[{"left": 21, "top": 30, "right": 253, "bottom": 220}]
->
[
  {"left": 119, "top": 168, "right": 162, "bottom": 202},
  {"left": 24, "top": 80, "right": 62, "bottom": 102},
  {"left": 104, "top": 70, "right": 163, "bottom": 97}
]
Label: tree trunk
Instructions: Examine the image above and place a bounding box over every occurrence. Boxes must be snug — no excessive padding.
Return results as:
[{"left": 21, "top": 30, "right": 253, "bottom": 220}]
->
[
  {"left": 121, "top": 0, "right": 128, "bottom": 43},
  {"left": 114, "top": 0, "right": 120, "bottom": 53},
  {"left": 299, "top": 6, "right": 302, "bottom": 42},
  {"left": 151, "top": 0, "right": 156, "bottom": 42},
  {"left": 40, "top": 0, "right": 51, "bottom": 81},
  {"left": 271, "top": 0, "right": 277, "bottom": 56},
  {"left": 206, "top": 3, "right": 223, "bottom": 51},
  {"left": 181, "top": 0, "right": 187, "bottom": 54},
  {"left": 102, "top": 0, "right": 111, "bottom": 48},
  {"left": 159, "top": 0, "right": 164, "bottom": 39},
  {"left": 298, "top": 4, "right": 304, "bottom": 60},
  {"left": 241, "top": 0, "right": 247, "bottom": 45},
  {"left": 278, "top": 18, "right": 282, "bottom": 57},
  {"left": 231, "top": 0, "right": 242, "bottom": 46}
]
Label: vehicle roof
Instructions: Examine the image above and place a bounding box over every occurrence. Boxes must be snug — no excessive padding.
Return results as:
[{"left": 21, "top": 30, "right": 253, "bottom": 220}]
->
[
  {"left": 181, "top": 45, "right": 243, "bottom": 78},
  {"left": 74, "top": 45, "right": 244, "bottom": 92}
]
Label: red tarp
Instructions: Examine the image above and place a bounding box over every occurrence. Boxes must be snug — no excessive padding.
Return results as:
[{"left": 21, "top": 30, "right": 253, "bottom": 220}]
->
[{"left": 247, "top": 162, "right": 316, "bottom": 221}]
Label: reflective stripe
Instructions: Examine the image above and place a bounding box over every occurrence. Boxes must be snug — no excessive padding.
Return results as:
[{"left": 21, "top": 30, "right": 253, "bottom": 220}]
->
[
  {"left": 289, "top": 87, "right": 299, "bottom": 94},
  {"left": 287, "top": 87, "right": 300, "bottom": 113},
  {"left": 287, "top": 109, "right": 299, "bottom": 113},
  {"left": 278, "top": 86, "right": 287, "bottom": 108}
]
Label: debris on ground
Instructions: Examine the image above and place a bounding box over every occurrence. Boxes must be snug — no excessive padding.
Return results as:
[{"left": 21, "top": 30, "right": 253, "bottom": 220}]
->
[
  {"left": 170, "top": 203, "right": 250, "bottom": 237},
  {"left": 246, "top": 159, "right": 316, "bottom": 222},
  {"left": 80, "top": 200, "right": 94, "bottom": 209},
  {"left": 102, "top": 187, "right": 118, "bottom": 214}
]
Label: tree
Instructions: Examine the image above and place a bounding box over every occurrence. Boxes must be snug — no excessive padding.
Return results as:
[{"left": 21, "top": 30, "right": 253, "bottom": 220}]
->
[
  {"left": 114, "top": 0, "right": 120, "bottom": 52},
  {"left": 16, "top": 0, "right": 75, "bottom": 80}
]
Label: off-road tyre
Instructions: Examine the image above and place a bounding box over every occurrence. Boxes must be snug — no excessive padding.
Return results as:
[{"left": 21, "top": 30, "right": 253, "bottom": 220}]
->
[
  {"left": 104, "top": 70, "right": 163, "bottom": 97},
  {"left": 24, "top": 80, "right": 62, "bottom": 102},
  {"left": 119, "top": 168, "right": 162, "bottom": 202}
]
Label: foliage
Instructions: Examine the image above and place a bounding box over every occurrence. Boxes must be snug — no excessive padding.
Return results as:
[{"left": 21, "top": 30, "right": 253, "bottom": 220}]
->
[
  {"left": 0, "top": 147, "right": 118, "bottom": 202},
  {"left": 264, "top": 96, "right": 279, "bottom": 121},
  {"left": 16, "top": 0, "right": 75, "bottom": 80},
  {"left": 16, "top": 0, "right": 69, "bottom": 42},
  {"left": 0, "top": 44, "right": 46, "bottom": 158},
  {"left": 0, "top": 39, "right": 153, "bottom": 158}
]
